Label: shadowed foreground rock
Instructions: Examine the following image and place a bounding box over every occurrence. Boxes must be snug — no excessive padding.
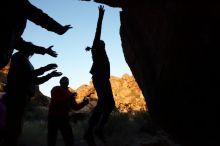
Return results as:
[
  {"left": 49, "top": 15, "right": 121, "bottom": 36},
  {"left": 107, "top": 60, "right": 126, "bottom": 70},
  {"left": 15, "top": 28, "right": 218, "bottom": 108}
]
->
[{"left": 117, "top": 1, "right": 220, "bottom": 146}]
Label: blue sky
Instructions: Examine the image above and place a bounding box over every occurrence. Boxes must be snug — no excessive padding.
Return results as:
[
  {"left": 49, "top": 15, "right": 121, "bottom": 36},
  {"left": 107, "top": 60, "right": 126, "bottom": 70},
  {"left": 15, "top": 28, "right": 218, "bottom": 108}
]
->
[{"left": 22, "top": 0, "right": 131, "bottom": 96}]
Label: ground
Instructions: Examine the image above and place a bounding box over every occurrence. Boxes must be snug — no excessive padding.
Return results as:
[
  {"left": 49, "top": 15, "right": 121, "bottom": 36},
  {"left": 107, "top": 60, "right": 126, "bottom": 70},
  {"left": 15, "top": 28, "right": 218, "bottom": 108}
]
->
[{"left": 19, "top": 111, "right": 180, "bottom": 146}]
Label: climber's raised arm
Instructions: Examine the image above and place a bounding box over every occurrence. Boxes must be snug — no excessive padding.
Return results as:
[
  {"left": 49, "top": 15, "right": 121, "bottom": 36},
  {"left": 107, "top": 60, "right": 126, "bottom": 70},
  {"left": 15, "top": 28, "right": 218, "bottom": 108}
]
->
[{"left": 92, "top": 5, "right": 105, "bottom": 47}]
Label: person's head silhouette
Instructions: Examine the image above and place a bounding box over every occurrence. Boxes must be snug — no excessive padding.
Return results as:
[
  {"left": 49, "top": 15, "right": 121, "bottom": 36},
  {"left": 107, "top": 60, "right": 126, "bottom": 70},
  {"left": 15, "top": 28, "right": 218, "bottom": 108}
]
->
[{"left": 60, "top": 76, "right": 69, "bottom": 88}]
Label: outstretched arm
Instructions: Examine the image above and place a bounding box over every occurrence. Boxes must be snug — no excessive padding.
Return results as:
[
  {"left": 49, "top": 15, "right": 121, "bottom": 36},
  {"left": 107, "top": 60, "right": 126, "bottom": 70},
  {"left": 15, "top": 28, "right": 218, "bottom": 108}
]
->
[
  {"left": 32, "top": 63, "right": 58, "bottom": 77},
  {"left": 16, "top": 38, "right": 58, "bottom": 57},
  {"left": 35, "top": 70, "right": 62, "bottom": 85},
  {"left": 25, "top": 0, "right": 72, "bottom": 35},
  {"left": 92, "top": 5, "right": 105, "bottom": 47}
]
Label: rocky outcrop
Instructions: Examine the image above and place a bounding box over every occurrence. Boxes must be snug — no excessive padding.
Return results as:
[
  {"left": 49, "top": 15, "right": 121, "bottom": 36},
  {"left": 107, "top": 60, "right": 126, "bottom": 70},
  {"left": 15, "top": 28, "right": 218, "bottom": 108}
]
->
[
  {"left": 75, "top": 84, "right": 96, "bottom": 102},
  {"left": 110, "top": 74, "right": 146, "bottom": 112},
  {"left": 0, "top": 62, "right": 10, "bottom": 75},
  {"left": 0, "top": 63, "right": 10, "bottom": 92},
  {"left": 75, "top": 74, "right": 147, "bottom": 113},
  {"left": 117, "top": 1, "right": 219, "bottom": 146}
]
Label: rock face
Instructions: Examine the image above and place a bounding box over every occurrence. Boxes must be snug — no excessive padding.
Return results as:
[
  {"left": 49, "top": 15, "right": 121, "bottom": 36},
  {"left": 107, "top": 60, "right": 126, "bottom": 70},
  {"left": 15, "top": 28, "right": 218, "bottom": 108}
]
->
[
  {"left": 75, "top": 74, "right": 147, "bottom": 113},
  {"left": 110, "top": 74, "right": 146, "bottom": 112},
  {"left": 0, "top": 63, "right": 10, "bottom": 92},
  {"left": 117, "top": 1, "right": 219, "bottom": 146}
]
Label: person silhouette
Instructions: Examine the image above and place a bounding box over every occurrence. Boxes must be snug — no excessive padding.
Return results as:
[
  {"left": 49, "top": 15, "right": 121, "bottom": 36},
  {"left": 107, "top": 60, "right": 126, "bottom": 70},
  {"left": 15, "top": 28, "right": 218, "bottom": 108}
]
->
[
  {"left": 48, "top": 76, "right": 89, "bottom": 146},
  {"left": 0, "top": 0, "right": 72, "bottom": 69},
  {"left": 4, "top": 48, "right": 62, "bottom": 146},
  {"left": 84, "top": 5, "right": 115, "bottom": 145}
]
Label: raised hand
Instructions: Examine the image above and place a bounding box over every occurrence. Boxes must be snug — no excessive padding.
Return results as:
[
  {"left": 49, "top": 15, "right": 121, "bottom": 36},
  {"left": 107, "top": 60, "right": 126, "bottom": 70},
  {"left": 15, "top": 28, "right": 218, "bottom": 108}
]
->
[
  {"left": 98, "top": 5, "right": 105, "bottom": 15},
  {"left": 63, "top": 25, "right": 72, "bottom": 34},
  {"left": 45, "top": 63, "right": 58, "bottom": 70},
  {"left": 46, "top": 45, "right": 58, "bottom": 57},
  {"left": 49, "top": 70, "right": 62, "bottom": 77},
  {"left": 58, "top": 24, "right": 72, "bottom": 35}
]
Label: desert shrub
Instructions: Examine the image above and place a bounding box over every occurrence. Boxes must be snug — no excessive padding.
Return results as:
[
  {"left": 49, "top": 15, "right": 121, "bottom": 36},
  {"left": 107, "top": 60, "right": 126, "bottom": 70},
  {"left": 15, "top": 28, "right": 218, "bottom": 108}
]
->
[{"left": 24, "top": 103, "right": 48, "bottom": 121}]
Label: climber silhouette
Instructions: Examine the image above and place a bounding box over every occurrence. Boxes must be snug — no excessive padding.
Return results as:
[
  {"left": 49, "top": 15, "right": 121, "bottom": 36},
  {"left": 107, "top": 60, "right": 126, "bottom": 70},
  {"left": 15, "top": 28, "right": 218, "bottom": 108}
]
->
[
  {"left": 0, "top": 0, "right": 72, "bottom": 69},
  {"left": 84, "top": 5, "right": 115, "bottom": 146},
  {"left": 3, "top": 49, "right": 62, "bottom": 146},
  {"left": 48, "top": 76, "right": 89, "bottom": 146}
]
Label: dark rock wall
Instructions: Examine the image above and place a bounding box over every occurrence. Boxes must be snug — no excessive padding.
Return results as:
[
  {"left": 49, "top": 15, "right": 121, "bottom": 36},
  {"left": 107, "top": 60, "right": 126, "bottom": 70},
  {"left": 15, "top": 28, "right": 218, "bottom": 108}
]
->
[{"left": 120, "top": 1, "right": 220, "bottom": 146}]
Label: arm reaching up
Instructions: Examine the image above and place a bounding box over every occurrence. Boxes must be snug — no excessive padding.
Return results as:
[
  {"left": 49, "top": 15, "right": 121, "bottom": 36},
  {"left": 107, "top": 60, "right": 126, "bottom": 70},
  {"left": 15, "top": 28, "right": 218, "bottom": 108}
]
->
[
  {"left": 93, "top": 5, "right": 105, "bottom": 47},
  {"left": 84, "top": 5, "right": 105, "bottom": 52}
]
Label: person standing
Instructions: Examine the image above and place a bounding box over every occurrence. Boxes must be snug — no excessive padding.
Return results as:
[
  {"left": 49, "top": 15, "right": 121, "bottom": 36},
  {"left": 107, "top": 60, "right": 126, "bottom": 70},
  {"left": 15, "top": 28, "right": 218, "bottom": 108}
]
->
[
  {"left": 48, "top": 76, "right": 89, "bottom": 146},
  {"left": 84, "top": 5, "right": 115, "bottom": 145},
  {"left": 4, "top": 48, "right": 62, "bottom": 146}
]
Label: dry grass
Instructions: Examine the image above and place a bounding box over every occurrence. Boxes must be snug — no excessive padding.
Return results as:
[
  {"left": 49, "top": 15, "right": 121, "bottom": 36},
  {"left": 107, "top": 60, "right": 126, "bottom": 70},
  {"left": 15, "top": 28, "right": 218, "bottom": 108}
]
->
[{"left": 19, "top": 108, "right": 179, "bottom": 146}]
